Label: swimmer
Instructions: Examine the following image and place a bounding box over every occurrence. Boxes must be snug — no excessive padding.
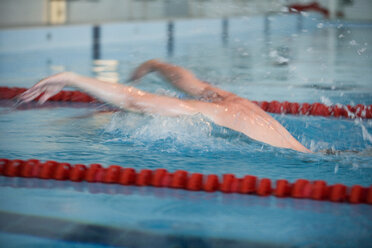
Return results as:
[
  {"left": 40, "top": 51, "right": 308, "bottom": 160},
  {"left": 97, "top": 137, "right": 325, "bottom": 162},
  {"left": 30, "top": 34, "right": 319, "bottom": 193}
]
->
[{"left": 19, "top": 59, "right": 312, "bottom": 153}]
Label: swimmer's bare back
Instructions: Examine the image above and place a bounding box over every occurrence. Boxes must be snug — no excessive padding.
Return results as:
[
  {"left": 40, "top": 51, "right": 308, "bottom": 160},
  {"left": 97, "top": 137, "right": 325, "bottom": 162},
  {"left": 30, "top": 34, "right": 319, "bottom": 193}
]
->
[{"left": 19, "top": 60, "right": 312, "bottom": 153}]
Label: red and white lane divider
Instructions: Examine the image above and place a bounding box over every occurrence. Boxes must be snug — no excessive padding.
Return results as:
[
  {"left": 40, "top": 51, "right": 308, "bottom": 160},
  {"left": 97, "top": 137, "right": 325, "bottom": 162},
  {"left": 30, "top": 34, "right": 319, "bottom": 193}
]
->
[
  {"left": 1, "top": 86, "right": 371, "bottom": 119},
  {"left": 1, "top": 158, "right": 371, "bottom": 205}
]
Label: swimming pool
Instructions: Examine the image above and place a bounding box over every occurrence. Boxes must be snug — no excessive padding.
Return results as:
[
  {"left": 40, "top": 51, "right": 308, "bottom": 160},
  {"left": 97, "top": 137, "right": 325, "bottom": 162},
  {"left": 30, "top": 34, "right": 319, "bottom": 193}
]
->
[{"left": 0, "top": 13, "right": 372, "bottom": 247}]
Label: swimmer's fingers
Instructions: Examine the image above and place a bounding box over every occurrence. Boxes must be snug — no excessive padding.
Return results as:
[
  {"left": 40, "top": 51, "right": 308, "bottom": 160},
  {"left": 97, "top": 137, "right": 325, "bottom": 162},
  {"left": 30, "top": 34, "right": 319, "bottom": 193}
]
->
[
  {"left": 18, "top": 82, "right": 63, "bottom": 104},
  {"left": 17, "top": 76, "right": 53, "bottom": 103},
  {"left": 18, "top": 85, "right": 45, "bottom": 103},
  {"left": 37, "top": 84, "right": 64, "bottom": 104},
  {"left": 18, "top": 85, "right": 60, "bottom": 104},
  {"left": 18, "top": 73, "right": 71, "bottom": 104}
]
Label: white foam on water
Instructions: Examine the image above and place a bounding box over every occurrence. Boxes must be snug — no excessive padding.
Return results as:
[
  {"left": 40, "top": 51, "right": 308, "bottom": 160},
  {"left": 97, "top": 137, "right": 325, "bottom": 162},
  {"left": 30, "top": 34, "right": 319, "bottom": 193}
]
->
[
  {"left": 308, "top": 139, "right": 332, "bottom": 152},
  {"left": 320, "top": 96, "right": 333, "bottom": 106},
  {"left": 361, "top": 124, "right": 372, "bottom": 143},
  {"left": 353, "top": 118, "right": 372, "bottom": 143},
  {"left": 102, "top": 111, "right": 252, "bottom": 152}
]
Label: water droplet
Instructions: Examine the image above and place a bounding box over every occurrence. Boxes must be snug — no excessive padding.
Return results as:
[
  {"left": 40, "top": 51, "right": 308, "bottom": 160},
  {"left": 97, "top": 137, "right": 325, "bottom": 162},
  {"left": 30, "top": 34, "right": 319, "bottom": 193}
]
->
[
  {"left": 317, "top": 23, "right": 324, "bottom": 29},
  {"left": 349, "top": 40, "right": 357, "bottom": 46},
  {"left": 338, "top": 34, "right": 344, "bottom": 38},
  {"left": 361, "top": 123, "right": 372, "bottom": 142},
  {"left": 321, "top": 96, "right": 332, "bottom": 105},
  {"left": 357, "top": 47, "right": 367, "bottom": 55},
  {"left": 290, "top": 8, "right": 298, "bottom": 12}
]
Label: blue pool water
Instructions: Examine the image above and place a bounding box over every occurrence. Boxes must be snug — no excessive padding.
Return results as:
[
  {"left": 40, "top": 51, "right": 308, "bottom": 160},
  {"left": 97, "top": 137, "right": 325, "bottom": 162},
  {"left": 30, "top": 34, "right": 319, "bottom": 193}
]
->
[{"left": 0, "top": 14, "right": 372, "bottom": 247}]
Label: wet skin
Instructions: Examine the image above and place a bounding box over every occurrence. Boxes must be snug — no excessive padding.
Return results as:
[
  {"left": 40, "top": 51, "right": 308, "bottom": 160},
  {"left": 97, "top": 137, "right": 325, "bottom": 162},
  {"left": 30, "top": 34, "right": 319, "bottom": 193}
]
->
[{"left": 19, "top": 60, "right": 312, "bottom": 153}]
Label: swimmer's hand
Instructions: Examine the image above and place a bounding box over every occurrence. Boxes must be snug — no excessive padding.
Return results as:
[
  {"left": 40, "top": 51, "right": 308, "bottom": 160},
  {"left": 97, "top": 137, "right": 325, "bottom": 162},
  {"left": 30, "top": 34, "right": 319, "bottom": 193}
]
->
[
  {"left": 18, "top": 72, "right": 76, "bottom": 104},
  {"left": 126, "top": 59, "right": 157, "bottom": 83}
]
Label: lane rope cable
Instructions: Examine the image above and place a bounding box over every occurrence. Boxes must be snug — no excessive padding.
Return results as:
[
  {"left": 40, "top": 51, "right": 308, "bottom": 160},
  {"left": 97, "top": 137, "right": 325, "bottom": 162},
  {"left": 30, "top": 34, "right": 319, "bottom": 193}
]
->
[
  {"left": 1, "top": 158, "right": 371, "bottom": 205},
  {"left": 1, "top": 86, "right": 371, "bottom": 119}
]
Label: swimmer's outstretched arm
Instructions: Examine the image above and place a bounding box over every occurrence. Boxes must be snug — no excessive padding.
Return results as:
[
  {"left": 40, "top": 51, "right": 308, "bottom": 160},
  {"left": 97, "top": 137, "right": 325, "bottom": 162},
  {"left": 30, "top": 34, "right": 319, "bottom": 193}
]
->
[
  {"left": 18, "top": 72, "right": 200, "bottom": 116},
  {"left": 128, "top": 59, "right": 231, "bottom": 99}
]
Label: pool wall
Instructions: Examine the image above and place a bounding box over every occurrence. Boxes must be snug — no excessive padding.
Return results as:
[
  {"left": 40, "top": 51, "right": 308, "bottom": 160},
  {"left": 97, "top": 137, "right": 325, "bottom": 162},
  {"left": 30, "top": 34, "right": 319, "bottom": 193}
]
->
[
  {"left": 0, "top": 12, "right": 325, "bottom": 54},
  {"left": 0, "top": 12, "right": 327, "bottom": 87}
]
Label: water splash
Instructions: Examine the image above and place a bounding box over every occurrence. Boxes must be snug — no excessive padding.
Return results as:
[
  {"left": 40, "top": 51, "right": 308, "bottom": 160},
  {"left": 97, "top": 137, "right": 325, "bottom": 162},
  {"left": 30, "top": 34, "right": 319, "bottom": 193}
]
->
[
  {"left": 316, "top": 23, "right": 324, "bottom": 29},
  {"left": 361, "top": 123, "right": 372, "bottom": 143},
  {"left": 357, "top": 47, "right": 367, "bottom": 55},
  {"left": 307, "top": 139, "right": 332, "bottom": 152},
  {"left": 102, "top": 112, "right": 254, "bottom": 153},
  {"left": 269, "top": 48, "right": 290, "bottom": 65},
  {"left": 320, "top": 96, "right": 332, "bottom": 105},
  {"left": 349, "top": 40, "right": 357, "bottom": 46}
]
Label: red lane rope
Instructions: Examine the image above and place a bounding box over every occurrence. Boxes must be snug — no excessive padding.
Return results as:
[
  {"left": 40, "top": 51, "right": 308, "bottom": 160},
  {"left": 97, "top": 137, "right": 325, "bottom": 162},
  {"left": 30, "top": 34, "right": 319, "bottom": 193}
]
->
[
  {"left": 288, "top": 2, "right": 330, "bottom": 18},
  {"left": 1, "top": 158, "right": 371, "bottom": 205},
  {"left": 0, "top": 87, "right": 96, "bottom": 103},
  {"left": 1, "top": 86, "right": 371, "bottom": 119}
]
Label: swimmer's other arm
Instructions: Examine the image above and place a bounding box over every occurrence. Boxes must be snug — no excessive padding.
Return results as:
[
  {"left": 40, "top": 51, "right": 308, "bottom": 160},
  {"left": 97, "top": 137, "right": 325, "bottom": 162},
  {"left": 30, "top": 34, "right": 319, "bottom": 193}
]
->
[{"left": 128, "top": 59, "right": 230, "bottom": 100}]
